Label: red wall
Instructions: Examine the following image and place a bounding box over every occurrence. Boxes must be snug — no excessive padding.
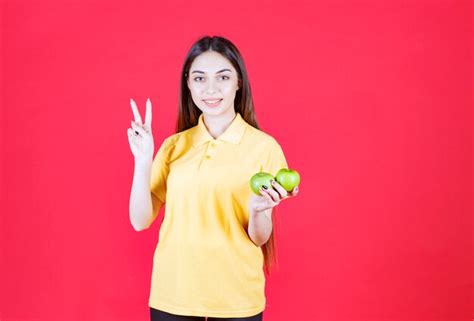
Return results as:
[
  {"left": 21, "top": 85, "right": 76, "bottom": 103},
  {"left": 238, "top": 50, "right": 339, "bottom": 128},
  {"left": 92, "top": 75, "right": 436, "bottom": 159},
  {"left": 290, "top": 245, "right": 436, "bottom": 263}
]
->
[{"left": 0, "top": 0, "right": 472, "bottom": 320}]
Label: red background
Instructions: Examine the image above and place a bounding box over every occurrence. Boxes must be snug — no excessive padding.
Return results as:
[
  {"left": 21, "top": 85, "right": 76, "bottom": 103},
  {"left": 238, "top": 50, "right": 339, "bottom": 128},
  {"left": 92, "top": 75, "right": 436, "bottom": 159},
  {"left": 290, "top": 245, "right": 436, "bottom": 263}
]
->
[{"left": 0, "top": 0, "right": 472, "bottom": 320}]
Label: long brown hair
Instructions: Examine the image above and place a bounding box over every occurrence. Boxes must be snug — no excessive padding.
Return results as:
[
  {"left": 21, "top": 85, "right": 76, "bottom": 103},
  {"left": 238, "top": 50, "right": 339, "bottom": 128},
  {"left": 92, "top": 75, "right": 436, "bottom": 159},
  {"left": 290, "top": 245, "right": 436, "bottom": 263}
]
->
[{"left": 174, "top": 35, "right": 280, "bottom": 276}]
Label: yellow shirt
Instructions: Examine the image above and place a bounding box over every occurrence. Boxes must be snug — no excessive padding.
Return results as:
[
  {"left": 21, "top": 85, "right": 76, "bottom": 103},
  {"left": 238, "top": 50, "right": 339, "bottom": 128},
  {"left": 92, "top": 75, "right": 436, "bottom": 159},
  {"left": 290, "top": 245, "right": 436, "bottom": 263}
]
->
[{"left": 148, "top": 112, "right": 288, "bottom": 318}]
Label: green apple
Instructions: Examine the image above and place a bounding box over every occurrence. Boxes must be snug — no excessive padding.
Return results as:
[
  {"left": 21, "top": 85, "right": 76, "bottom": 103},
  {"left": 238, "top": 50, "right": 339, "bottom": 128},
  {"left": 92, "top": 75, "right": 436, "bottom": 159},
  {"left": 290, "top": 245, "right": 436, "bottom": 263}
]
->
[
  {"left": 275, "top": 168, "right": 300, "bottom": 192},
  {"left": 250, "top": 172, "right": 274, "bottom": 195}
]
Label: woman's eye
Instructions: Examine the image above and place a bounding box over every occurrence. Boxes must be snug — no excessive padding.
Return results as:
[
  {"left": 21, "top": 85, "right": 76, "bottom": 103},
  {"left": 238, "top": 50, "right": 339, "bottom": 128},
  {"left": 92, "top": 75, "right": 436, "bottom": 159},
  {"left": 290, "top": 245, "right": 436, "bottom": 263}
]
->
[{"left": 193, "top": 76, "right": 229, "bottom": 82}]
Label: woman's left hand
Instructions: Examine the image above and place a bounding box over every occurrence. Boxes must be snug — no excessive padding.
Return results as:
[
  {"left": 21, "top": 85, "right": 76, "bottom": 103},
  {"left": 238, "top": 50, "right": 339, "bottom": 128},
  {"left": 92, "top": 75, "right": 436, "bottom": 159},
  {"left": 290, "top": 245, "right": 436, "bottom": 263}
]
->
[{"left": 248, "top": 179, "right": 299, "bottom": 214}]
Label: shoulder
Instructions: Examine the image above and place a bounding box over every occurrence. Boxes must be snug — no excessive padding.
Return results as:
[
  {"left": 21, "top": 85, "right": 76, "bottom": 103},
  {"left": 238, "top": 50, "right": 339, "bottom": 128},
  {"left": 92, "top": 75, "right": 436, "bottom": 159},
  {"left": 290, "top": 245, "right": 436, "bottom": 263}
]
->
[
  {"left": 159, "top": 132, "right": 183, "bottom": 152},
  {"left": 162, "top": 132, "right": 183, "bottom": 146},
  {"left": 245, "top": 125, "right": 284, "bottom": 152},
  {"left": 158, "top": 129, "right": 194, "bottom": 157}
]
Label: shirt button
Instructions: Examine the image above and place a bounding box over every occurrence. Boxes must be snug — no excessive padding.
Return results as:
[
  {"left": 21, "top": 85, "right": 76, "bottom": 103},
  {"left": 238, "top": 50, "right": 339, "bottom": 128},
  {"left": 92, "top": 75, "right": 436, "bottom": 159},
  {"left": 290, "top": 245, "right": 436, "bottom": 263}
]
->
[
  {"left": 210, "top": 142, "right": 216, "bottom": 147},
  {"left": 205, "top": 155, "right": 211, "bottom": 159}
]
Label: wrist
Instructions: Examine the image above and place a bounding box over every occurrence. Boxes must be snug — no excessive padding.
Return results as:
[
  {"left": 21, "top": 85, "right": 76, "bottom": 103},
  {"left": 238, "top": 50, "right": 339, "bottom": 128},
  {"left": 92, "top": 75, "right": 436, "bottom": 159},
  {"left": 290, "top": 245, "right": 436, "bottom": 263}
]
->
[
  {"left": 250, "top": 207, "right": 273, "bottom": 220},
  {"left": 135, "top": 157, "right": 152, "bottom": 168}
]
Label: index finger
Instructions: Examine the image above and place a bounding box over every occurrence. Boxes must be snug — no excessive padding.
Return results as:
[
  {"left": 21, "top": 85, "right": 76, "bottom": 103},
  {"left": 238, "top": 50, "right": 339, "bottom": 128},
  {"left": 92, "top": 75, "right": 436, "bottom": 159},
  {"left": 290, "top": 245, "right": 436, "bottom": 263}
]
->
[
  {"left": 144, "top": 98, "right": 152, "bottom": 129},
  {"left": 130, "top": 98, "right": 143, "bottom": 125}
]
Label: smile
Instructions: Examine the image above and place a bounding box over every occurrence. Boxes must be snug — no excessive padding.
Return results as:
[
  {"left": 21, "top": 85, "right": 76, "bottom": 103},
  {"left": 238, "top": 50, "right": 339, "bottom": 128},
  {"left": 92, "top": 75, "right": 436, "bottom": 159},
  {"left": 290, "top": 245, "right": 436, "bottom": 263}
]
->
[{"left": 203, "top": 99, "right": 223, "bottom": 107}]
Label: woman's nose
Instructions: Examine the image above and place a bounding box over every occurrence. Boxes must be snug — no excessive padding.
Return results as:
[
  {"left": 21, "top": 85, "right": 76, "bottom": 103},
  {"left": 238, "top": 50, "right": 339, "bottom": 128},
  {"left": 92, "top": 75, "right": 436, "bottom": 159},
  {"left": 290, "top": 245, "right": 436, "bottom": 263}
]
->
[{"left": 205, "top": 79, "right": 218, "bottom": 94}]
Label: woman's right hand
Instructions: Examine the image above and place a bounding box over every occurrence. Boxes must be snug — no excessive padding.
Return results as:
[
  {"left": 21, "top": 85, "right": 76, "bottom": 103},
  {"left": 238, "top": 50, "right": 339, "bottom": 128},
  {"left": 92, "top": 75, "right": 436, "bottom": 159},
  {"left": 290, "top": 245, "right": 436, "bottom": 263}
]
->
[{"left": 128, "top": 98, "right": 155, "bottom": 164}]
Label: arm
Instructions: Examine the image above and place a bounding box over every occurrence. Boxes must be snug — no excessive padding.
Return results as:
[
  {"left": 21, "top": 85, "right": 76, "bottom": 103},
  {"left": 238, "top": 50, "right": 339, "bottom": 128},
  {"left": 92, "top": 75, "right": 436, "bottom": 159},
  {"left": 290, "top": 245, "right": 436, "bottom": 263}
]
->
[
  {"left": 129, "top": 159, "right": 156, "bottom": 231},
  {"left": 248, "top": 208, "right": 273, "bottom": 247},
  {"left": 247, "top": 179, "right": 299, "bottom": 246}
]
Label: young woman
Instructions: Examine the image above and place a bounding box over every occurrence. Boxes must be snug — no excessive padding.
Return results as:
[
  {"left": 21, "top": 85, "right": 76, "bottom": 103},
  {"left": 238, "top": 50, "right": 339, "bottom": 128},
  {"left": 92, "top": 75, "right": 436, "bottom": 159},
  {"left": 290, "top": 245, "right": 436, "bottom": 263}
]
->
[{"left": 128, "top": 36, "right": 299, "bottom": 321}]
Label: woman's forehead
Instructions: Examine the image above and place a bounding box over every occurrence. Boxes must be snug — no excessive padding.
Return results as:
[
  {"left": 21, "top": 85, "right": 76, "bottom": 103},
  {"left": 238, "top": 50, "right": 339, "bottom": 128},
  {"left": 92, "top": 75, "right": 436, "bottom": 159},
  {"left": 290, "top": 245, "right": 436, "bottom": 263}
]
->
[{"left": 190, "top": 52, "right": 235, "bottom": 73}]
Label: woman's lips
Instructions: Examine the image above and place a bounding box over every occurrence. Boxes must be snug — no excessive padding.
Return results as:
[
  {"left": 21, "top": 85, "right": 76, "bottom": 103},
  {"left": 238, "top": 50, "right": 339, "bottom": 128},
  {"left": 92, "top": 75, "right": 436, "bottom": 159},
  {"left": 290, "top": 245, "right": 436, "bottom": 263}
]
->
[{"left": 203, "top": 99, "right": 223, "bottom": 107}]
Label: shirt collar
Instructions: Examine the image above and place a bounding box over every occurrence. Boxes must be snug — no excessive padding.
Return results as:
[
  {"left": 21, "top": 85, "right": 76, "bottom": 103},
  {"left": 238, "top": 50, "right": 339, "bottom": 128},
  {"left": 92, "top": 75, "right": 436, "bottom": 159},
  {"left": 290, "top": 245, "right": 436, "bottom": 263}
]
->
[{"left": 192, "top": 112, "right": 247, "bottom": 147}]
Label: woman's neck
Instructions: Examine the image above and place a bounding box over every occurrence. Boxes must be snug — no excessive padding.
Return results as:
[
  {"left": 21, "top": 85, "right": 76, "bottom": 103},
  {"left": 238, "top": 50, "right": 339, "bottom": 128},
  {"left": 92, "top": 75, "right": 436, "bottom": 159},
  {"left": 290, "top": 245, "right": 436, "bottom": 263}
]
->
[{"left": 202, "top": 109, "right": 237, "bottom": 139}]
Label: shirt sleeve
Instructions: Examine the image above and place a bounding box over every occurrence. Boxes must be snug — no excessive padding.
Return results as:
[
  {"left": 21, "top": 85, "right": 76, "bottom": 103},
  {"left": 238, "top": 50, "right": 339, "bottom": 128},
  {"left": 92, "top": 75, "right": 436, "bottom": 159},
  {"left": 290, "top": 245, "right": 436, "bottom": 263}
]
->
[
  {"left": 260, "top": 141, "right": 288, "bottom": 177},
  {"left": 150, "top": 137, "right": 172, "bottom": 211}
]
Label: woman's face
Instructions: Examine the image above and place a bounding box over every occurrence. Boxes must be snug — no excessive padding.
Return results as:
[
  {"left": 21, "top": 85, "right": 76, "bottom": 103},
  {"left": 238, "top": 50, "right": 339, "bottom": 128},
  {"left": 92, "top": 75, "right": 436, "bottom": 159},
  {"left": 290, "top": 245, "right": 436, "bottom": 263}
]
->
[{"left": 187, "top": 51, "right": 240, "bottom": 117}]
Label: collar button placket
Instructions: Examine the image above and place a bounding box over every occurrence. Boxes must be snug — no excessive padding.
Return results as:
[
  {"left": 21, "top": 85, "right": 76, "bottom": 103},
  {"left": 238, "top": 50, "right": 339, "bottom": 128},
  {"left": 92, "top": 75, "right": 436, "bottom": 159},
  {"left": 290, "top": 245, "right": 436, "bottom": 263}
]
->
[{"left": 205, "top": 141, "right": 215, "bottom": 160}]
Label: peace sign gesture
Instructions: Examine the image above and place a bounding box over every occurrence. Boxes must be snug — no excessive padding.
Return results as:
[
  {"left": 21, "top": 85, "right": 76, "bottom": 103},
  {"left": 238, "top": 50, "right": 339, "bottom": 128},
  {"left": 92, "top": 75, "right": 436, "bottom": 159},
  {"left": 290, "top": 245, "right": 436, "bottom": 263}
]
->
[{"left": 127, "top": 98, "right": 154, "bottom": 164}]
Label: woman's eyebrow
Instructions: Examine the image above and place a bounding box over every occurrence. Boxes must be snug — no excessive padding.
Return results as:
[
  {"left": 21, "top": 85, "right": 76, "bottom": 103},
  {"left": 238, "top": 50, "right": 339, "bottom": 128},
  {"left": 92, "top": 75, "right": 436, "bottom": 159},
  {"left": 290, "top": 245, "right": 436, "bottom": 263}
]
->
[{"left": 191, "top": 68, "right": 232, "bottom": 74}]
